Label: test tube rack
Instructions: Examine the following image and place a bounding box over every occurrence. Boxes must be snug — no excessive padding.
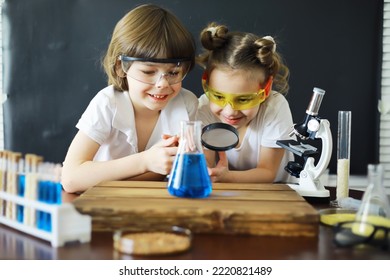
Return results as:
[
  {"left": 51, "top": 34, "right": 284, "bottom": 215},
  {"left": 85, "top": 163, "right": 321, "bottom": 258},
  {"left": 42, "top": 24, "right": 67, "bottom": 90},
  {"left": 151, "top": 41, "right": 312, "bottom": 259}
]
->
[
  {"left": 0, "top": 151, "right": 92, "bottom": 247},
  {"left": 0, "top": 191, "right": 91, "bottom": 247}
]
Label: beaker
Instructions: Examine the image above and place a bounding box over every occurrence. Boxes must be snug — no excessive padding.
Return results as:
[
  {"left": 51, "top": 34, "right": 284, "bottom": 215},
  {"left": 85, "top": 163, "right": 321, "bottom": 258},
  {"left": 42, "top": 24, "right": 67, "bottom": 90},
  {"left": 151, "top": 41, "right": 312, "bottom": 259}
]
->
[{"left": 167, "top": 121, "right": 212, "bottom": 198}]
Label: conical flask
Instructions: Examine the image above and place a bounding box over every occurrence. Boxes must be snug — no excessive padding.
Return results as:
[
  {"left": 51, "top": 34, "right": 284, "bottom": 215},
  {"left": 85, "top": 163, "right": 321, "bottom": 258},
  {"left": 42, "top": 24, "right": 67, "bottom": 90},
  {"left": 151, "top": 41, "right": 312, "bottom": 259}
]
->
[
  {"left": 167, "top": 121, "right": 212, "bottom": 198},
  {"left": 354, "top": 164, "right": 390, "bottom": 234}
]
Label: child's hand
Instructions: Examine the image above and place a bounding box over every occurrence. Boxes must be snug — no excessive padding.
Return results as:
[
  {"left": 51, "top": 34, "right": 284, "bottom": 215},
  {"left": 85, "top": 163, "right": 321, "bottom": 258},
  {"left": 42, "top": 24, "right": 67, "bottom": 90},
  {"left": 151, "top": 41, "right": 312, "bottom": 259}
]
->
[
  {"left": 161, "top": 134, "right": 179, "bottom": 147},
  {"left": 144, "top": 136, "right": 179, "bottom": 175},
  {"left": 208, "top": 151, "right": 229, "bottom": 182}
]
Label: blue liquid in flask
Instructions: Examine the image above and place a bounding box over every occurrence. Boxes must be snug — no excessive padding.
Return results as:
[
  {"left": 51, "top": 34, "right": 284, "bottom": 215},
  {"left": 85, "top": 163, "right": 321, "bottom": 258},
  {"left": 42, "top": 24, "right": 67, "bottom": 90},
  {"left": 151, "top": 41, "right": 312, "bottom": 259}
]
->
[{"left": 167, "top": 153, "right": 212, "bottom": 198}]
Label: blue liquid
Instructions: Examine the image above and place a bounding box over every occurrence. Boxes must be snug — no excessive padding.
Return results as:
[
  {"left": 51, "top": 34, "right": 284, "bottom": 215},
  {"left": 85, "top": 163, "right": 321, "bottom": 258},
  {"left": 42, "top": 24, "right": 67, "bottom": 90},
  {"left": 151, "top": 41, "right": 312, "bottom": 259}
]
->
[
  {"left": 167, "top": 153, "right": 212, "bottom": 198},
  {"left": 17, "top": 175, "right": 25, "bottom": 223}
]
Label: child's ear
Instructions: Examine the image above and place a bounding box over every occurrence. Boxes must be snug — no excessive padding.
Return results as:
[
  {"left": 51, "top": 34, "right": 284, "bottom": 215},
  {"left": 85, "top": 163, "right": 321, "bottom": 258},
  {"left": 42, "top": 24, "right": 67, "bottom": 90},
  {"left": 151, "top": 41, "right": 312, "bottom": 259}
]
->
[{"left": 115, "top": 60, "right": 126, "bottom": 78}]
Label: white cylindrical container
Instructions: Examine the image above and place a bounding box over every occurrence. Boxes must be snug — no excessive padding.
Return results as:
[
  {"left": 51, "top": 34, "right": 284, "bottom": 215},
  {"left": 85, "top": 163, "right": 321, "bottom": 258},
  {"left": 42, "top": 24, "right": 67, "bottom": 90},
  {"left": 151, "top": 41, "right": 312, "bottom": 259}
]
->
[{"left": 336, "top": 111, "right": 351, "bottom": 201}]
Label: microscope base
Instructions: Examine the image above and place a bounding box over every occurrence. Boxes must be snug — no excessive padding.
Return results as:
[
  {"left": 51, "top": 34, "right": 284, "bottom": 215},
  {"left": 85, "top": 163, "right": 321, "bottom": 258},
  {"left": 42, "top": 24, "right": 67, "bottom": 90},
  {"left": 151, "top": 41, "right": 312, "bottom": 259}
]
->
[
  {"left": 288, "top": 184, "right": 330, "bottom": 198},
  {"left": 287, "top": 184, "right": 330, "bottom": 203}
]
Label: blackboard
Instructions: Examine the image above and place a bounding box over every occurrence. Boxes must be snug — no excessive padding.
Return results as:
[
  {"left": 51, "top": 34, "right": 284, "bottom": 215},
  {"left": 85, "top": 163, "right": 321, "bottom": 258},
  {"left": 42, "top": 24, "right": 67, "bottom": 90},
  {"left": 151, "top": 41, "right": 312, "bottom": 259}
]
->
[{"left": 2, "top": 0, "right": 383, "bottom": 175}]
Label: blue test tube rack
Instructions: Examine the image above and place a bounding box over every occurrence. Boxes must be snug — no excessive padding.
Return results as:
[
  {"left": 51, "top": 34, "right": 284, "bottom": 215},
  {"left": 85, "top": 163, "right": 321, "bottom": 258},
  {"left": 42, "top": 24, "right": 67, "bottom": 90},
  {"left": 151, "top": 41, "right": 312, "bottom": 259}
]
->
[{"left": 0, "top": 151, "right": 91, "bottom": 247}]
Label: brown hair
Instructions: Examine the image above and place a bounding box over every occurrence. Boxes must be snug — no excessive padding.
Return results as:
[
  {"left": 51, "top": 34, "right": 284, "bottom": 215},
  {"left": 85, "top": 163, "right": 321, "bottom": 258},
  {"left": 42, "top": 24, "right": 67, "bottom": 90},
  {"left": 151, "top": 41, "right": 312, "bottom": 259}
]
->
[
  {"left": 197, "top": 22, "right": 290, "bottom": 95},
  {"left": 102, "top": 4, "right": 196, "bottom": 91}
]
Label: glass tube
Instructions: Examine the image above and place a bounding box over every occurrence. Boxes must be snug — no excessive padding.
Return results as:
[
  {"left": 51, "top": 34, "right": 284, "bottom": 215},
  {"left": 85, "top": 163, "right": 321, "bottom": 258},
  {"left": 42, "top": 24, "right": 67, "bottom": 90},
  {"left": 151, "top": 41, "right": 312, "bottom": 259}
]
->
[{"left": 336, "top": 111, "right": 352, "bottom": 201}]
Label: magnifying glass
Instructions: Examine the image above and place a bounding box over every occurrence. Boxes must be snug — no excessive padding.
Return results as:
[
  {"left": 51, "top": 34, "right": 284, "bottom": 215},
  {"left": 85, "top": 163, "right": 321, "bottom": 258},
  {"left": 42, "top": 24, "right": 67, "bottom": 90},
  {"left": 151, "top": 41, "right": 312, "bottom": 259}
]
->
[{"left": 201, "top": 123, "right": 239, "bottom": 151}]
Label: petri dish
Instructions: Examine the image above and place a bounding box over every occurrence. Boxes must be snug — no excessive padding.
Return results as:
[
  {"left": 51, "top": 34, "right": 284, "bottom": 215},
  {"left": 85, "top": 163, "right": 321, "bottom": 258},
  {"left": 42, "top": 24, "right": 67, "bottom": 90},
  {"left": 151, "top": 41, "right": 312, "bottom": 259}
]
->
[{"left": 113, "top": 226, "right": 192, "bottom": 256}]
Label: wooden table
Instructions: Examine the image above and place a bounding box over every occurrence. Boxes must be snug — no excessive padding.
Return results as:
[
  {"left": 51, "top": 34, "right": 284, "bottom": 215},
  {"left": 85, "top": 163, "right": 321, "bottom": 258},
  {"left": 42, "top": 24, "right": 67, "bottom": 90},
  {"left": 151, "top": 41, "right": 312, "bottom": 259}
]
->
[
  {"left": 1, "top": 185, "right": 389, "bottom": 260},
  {"left": 73, "top": 181, "right": 319, "bottom": 237}
]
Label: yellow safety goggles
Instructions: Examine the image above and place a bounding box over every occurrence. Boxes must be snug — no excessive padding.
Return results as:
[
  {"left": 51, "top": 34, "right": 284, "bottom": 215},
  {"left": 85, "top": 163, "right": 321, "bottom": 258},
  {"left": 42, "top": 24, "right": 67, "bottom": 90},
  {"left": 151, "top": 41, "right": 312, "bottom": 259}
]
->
[{"left": 202, "top": 73, "right": 272, "bottom": 110}]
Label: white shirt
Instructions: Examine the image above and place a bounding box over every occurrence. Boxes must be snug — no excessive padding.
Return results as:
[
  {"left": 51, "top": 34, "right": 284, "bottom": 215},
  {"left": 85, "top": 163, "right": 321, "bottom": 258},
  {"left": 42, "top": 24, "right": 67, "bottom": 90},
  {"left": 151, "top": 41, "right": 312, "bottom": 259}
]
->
[
  {"left": 76, "top": 85, "right": 198, "bottom": 161},
  {"left": 197, "top": 91, "right": 296, "bottom": 183}
]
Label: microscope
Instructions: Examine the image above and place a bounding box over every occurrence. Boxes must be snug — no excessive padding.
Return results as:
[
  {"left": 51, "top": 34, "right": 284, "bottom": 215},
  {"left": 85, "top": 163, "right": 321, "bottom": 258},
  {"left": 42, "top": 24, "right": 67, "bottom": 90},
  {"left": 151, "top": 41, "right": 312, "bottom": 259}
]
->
[{"left": 277, "top": 87, "right": 332, "bottom": 199}]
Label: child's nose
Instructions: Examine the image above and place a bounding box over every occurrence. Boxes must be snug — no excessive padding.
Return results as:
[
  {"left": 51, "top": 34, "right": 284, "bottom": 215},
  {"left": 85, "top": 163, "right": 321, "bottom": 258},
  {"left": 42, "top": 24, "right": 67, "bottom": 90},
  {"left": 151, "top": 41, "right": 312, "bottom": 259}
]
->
[
  {"left": 223, "top": 102, "right": 237, "bottom": 113},
  {"left": 155, "top": 74, "right": 170, "bottom": 88}
]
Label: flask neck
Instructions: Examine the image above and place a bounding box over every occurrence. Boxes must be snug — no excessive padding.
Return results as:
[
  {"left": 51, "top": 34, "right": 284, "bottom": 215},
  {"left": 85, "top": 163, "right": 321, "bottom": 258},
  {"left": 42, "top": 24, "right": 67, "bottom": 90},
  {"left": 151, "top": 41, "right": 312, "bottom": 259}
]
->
[
  {"left": 178, "top": 121, "right": 203, "bottom": 153},
  {"left": 367, "top": 164, "right": 384, "bottom": 191}
]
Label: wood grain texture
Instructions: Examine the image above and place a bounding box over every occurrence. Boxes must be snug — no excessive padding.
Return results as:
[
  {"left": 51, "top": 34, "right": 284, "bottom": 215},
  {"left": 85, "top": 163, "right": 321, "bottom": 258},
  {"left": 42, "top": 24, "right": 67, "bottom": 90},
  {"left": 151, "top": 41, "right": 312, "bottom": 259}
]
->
[{"left": 73, "top": 181, "right": 319, "bottom": 236}]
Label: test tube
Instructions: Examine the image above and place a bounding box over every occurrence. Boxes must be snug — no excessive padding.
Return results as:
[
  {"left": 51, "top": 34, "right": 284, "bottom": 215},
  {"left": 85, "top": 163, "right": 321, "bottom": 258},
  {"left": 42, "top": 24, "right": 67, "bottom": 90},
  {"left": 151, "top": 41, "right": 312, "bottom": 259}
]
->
[{"left": 336, "top": 111, "right": 351, "bottom": 201}]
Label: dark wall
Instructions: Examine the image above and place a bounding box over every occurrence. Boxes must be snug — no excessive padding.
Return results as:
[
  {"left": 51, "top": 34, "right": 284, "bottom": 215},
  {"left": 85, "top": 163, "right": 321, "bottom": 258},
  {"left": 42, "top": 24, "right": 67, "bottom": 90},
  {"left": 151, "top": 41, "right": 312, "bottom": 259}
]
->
[{"left": 2, "top": 0, "right": 383, "bottom": 175}]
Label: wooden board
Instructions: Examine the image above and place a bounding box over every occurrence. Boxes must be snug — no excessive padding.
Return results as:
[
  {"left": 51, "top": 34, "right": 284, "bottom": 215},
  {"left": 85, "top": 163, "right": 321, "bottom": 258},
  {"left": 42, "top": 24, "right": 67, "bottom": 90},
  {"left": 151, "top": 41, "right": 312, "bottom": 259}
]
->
[{"left": 72, "top": 181, "right": 319, "bottom": 237}]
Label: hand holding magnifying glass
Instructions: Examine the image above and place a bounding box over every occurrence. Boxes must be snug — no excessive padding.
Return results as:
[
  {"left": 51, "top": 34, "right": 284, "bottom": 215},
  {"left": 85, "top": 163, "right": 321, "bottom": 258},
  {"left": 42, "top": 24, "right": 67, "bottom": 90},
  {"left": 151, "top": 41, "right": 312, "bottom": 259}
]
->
[{"left": 201, "top": 123, "right": 238, "bottom": 182}]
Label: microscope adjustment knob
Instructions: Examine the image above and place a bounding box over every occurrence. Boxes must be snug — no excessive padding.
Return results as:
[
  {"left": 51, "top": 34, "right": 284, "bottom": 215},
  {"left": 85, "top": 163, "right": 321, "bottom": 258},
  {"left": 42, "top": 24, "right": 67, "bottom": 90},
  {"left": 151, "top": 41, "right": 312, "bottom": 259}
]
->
[
  {"left": 307, "top": 119, "right": 320, "bottom": 132},
  {"left": 285, "top": 161, "right": 303, "bottom": 178}
]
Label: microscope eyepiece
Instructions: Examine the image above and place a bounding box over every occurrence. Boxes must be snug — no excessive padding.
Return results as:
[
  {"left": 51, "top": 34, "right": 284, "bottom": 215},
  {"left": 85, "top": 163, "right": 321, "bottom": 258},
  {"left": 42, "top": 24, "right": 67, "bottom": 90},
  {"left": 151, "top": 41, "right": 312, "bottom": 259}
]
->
[
  {"left": 290, "top": 87, "right": 326, "bottom": 140},
  {"left": 306, "top": 87, "right": 325, "bottom": 116}
]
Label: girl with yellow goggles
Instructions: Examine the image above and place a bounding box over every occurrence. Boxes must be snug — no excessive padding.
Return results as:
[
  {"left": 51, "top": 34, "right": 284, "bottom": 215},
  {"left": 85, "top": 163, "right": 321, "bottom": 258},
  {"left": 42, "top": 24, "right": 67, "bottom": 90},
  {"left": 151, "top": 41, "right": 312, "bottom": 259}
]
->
[
  {"left": 202, "top": 72, "right": 273, "bottom": 110},
  {"left": 196, "top": 22, "right": 295, "bottom": 185}
]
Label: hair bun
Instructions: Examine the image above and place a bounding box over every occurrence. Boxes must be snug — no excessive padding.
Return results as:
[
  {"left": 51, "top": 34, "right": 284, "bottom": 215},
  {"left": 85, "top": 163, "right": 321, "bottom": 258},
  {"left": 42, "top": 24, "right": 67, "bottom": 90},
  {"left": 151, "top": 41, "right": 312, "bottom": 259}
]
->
[
  {"left": 207, "top": 27, "right": 217, "bottom": 37},
  {"left": 262, "top": 36, "right": 276, "bottom": 53}
]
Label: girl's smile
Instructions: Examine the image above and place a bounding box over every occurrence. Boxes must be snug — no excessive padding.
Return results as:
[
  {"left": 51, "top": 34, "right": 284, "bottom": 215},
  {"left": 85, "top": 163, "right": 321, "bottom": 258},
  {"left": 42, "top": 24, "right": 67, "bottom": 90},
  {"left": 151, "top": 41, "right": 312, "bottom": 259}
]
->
[{"left": 148, "top": 92, "right": 170, "bottom": 101}]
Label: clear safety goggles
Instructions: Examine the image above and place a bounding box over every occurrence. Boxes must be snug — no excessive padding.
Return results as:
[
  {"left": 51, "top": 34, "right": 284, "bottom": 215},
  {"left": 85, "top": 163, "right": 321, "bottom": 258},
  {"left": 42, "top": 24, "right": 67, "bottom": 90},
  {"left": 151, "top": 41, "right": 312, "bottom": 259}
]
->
[
  {"left": 202, "top": 72, "right": 272, "bottom": 110},
  {"left": 118, "top": 55, "right": 191, "bottom": 85}
]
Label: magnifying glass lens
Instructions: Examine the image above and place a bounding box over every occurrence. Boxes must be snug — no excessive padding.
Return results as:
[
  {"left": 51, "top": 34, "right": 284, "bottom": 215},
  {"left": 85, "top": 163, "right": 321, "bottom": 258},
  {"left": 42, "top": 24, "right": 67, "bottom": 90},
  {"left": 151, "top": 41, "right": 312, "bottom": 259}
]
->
[{"left": 201, "top": 123, "right": 239, "bottom": 151}]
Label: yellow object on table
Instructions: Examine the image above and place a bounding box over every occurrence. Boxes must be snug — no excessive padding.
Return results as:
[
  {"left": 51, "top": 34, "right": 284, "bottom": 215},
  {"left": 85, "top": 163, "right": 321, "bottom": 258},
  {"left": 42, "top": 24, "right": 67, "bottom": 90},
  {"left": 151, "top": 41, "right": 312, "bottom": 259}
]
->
[
  {"left": 319, "top": 208, "right": 356, "bottom": 226},
  {"left": 351, "top": 216, "right": 390, "bottom": 238},
  {"left": 320, "top": 213, "right": 356, "bottom": 226}
]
